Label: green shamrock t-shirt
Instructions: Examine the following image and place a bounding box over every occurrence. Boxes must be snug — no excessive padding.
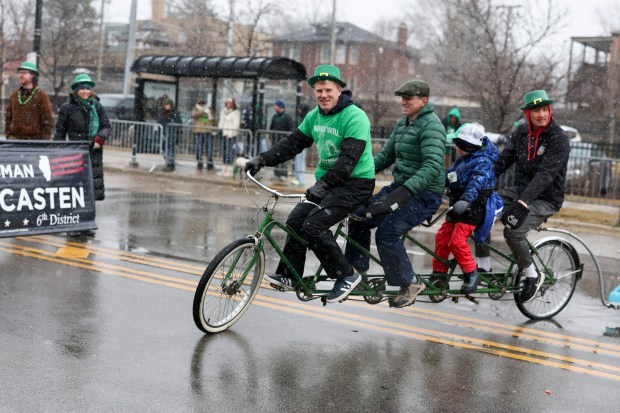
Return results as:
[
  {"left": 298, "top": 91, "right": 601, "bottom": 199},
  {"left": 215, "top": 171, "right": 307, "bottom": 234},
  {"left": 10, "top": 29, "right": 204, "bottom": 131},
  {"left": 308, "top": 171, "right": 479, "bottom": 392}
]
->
[{"left": 298, "top": 105, "right": 375, "bottom": 180}]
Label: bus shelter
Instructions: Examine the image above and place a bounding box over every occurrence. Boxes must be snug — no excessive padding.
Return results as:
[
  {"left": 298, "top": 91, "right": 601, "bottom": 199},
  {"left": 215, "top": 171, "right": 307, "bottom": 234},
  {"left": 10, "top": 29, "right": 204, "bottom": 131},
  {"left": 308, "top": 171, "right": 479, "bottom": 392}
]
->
[{"left": 130, "top": 55, "right": 307, "bottom": 133}]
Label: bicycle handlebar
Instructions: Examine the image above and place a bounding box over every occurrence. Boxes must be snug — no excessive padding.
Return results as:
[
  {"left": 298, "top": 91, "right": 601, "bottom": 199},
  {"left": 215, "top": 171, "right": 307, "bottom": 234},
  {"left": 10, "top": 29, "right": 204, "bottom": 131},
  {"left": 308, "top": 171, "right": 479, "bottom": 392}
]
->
[{"left": 246, "top": 171, "right": 306, "bottom": 200}]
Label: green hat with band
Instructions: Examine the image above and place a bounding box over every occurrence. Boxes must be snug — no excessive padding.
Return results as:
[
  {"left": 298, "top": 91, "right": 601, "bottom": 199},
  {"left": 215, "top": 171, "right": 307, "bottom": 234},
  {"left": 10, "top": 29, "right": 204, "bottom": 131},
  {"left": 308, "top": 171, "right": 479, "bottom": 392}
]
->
[
  {"left": 308, "top": 64, "right": 346, "bottom": 87},
  {"left": 17, "top": 61, "right": 39, "bottom": 75},
  {"left": 71, "top": 73, "right": 96, "bottom": 91},
  {"left": 521, "top": 90, "right": 554, "bottom": 110}
]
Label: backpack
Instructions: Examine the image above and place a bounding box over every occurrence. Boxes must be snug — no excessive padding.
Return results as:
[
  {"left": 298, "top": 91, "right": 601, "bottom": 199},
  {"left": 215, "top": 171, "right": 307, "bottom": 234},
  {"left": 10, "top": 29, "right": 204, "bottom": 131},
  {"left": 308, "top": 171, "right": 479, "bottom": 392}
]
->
[{"left": 473, "top": 192, "right": 504, "bottom": 243}]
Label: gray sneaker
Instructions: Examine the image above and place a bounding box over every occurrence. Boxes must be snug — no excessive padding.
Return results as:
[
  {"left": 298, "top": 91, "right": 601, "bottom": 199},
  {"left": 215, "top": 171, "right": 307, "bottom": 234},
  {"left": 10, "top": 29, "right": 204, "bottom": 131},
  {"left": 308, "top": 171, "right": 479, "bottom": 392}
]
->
[
  {"left": 326, "top": 273, "right": 362, "bottom": 303},
  {"left": 390, "top": 282, "right": 426, "bottom": 308},
  {"left": 263, "top": 274, "right": 297, "bottom": 291}
]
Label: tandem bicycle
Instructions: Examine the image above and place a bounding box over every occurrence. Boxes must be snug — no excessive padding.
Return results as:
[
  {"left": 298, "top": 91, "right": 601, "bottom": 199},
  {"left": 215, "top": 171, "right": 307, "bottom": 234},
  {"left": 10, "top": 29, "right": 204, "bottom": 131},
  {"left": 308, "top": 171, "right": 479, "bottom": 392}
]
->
[{"left": 192, "top": 172, "right": 585, "bottom": 334}]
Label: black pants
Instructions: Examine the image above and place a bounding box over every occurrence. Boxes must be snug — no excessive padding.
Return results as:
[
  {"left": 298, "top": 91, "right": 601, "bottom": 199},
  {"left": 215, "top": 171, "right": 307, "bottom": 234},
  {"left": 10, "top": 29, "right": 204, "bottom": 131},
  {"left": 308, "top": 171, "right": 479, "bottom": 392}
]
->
[{"left": 276, "top": 179, "right": 374, "bottom": 280}]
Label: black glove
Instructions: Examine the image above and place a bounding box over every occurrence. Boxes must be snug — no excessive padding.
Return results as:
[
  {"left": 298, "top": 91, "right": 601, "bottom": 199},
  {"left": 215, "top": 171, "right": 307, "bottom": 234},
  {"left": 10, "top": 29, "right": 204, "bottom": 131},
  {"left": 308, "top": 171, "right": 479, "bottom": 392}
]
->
[
  {"left": 451, "top": 200, "right": 470, "bottom": 216},
  {"left": 368, "top": 187, "right": 412, "bottom": 217},
  {"left": 244, "top": 156, "right": 264, "bottom": 176},
  {"left": 306, "top": 181, "right": 328, "bottom": 204},
  {"left": 501, "top": 201, "right": 529, "bottom": 229}
]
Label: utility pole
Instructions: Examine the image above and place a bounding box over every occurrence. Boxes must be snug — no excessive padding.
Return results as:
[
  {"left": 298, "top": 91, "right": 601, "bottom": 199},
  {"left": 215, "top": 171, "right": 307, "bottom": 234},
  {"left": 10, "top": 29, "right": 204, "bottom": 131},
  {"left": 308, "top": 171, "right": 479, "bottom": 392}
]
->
[
  {"left": 97, "top": 0, "right": 107, "bottom": 84},
  {"left": 122, "top": 0, "right": 137, "bottom": 96},
  {"left": 329, "top": 0, "right": 337, "bottom": 64},
  {"left": 34, "top": 0, "right": 43, "bottom": 67}
]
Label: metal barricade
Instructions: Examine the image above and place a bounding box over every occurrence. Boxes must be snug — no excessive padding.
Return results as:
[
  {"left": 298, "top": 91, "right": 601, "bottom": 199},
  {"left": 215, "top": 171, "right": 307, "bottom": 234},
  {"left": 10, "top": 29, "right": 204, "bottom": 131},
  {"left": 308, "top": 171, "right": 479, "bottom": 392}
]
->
[
  {"left": 168, "top": 124, "right": 254, "bottom": 163},
  {"left": 108, "top": 119, "right": 164, "bottom": 165}
]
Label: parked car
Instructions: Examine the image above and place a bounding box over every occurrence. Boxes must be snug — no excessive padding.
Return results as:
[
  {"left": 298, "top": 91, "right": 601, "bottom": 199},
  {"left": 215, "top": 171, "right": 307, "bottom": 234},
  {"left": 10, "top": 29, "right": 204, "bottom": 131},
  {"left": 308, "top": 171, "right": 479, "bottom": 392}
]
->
[
  {"left": 98, "top": 94, "right": 135, "bottom": 121},
  {"left": 561, "top": 125, "right": 582, "bottom": 142},
  {"left": 566, "top": 141, "right": 612, "bottom": 196}
]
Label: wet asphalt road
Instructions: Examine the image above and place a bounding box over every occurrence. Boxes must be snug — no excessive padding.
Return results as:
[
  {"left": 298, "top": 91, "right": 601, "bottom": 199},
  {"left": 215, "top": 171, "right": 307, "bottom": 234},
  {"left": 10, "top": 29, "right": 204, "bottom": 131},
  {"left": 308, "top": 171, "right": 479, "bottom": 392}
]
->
[{"left": 1, "top": 171, "right": 619, "bottom": 412}]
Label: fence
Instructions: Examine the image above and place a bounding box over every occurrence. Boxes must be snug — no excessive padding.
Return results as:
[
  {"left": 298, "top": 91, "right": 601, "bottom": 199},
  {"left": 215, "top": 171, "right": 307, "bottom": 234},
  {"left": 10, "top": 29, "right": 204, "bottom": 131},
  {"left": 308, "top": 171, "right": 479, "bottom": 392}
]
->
[{"left": 103, "top": 120, "right": 620, "bottom": 201}]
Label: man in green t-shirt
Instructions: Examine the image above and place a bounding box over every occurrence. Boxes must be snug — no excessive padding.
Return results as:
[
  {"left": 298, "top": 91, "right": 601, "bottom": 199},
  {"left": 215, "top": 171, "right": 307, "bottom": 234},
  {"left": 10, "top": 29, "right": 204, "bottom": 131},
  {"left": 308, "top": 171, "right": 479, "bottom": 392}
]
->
[{"left": 245, "top": 64, "right": 375, "bottom": 303}]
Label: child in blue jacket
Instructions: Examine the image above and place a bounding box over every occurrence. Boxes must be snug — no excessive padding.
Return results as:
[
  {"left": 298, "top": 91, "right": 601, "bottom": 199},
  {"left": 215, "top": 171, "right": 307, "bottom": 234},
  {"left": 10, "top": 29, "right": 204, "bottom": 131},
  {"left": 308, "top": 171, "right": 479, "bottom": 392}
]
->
[{"left": 432, "top": 123, "right": 499, "bottom": 294}]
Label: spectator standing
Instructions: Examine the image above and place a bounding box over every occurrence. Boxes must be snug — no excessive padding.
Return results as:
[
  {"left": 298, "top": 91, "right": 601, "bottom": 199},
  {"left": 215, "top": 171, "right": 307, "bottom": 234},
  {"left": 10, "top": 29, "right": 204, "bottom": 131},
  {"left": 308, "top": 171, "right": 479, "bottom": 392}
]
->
[
  {"left": 292, "top": 103, "right": 310, "bottom": 186},
  {"left": 5, "top": 61, "right": 54, "bottom": 140},
  {"left": 217, "top": 98, "right": 241, "bottom": 177},
  {"left": 269, "top": 100, "right": 295, "bottom": 182},
  {"left": 192, "top": 98, "right": 215, "bottom": 171},
  {"left": 156, "top": 99, "right": 182, "bottom": 172},
  {"left": 344, "top": 79, "right": 446, "bottom": 308},
  {"left": 475, "top": 90, "right": 570, "bottom": 303},
  {"left": 54, "top": 73, "right": 111, "bottom": 236},
  {"left": 442, "top": 107, "right": 462, "bottom": 135}
]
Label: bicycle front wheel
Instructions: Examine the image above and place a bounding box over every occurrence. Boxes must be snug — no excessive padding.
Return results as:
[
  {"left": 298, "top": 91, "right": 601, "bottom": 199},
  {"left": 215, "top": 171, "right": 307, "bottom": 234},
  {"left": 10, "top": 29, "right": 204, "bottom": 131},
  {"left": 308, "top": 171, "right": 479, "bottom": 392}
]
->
[
  {"left": 516, "top": 238, "right": 580, "bottom": 319},
  {"left": 193, "top": 238, "right": 265, "bottom": 333}
]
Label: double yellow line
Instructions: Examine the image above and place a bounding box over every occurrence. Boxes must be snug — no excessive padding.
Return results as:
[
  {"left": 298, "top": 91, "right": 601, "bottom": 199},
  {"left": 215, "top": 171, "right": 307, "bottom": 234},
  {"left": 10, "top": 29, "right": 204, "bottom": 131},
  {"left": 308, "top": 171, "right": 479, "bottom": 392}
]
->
[{"left": 3, "top": 235, "right": 620, "bottom": 381}]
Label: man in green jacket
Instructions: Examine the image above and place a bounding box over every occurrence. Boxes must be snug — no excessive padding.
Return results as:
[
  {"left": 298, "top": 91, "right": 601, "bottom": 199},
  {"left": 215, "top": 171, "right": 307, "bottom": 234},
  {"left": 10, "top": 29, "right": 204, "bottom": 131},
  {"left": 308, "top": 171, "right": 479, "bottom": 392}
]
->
[{"left": 345, "top": 79, "right": 446, "bottom": 308}]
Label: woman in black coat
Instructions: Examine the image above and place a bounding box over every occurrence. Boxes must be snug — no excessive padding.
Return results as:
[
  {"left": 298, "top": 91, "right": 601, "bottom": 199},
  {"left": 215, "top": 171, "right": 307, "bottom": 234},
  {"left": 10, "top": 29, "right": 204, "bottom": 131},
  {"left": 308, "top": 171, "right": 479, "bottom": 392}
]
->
[{"left": 54, "top": 73, "right": 111, "bottom": 236}]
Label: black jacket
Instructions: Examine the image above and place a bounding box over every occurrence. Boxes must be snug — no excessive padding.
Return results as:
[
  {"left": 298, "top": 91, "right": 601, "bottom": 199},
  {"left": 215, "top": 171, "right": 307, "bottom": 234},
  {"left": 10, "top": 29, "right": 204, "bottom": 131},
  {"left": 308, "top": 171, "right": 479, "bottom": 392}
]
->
[
  {"left": 495, "top": 118, "right": 570, "bottom": 210},
  {"left": 54, "top": 94, "right": 111, "bottom": 201},
  {"left": 54, "top": 94, "right": 111, "bottom": 142}
]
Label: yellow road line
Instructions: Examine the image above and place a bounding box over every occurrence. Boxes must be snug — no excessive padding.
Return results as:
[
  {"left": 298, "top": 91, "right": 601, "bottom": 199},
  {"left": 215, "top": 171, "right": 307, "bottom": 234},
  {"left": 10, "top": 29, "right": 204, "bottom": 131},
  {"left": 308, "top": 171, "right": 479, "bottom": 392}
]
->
[
  {"left": 4, "top": 238, "right": 620, "bottom": 378},
  {"left": 253, "top": 294, "right": 620, "bottom": 374}
]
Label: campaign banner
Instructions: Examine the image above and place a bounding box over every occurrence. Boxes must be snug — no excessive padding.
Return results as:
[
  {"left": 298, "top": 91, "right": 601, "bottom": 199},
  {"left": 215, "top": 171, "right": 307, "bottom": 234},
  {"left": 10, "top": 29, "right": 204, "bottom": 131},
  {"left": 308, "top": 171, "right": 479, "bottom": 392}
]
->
[{"left": 0, "top": 141, "right": 97, "bottom": 238}]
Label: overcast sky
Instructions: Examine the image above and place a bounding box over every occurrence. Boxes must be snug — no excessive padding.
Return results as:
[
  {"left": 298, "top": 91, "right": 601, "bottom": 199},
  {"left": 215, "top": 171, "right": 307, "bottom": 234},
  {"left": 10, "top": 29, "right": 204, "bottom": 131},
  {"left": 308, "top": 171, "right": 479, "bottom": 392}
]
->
[{"left": 105, "top": 0, "right": 608, "bottom": 41}]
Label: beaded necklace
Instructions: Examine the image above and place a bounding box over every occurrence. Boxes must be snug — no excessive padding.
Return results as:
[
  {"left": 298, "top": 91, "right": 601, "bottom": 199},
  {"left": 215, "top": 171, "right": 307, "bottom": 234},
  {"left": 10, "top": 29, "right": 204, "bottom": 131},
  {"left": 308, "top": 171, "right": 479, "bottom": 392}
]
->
[{"left": 17, "top": 86, "right": 39, "bottom": 105}]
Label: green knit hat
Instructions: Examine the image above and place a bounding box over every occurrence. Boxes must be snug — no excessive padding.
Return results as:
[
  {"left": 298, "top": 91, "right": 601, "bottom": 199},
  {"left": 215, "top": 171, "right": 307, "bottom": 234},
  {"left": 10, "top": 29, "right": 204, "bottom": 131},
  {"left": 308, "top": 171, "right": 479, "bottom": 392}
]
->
[
  {"left": 17, "top": 61, "right": 39, "bottom": 75},
  {"left": 521, "top": 90, "right": 554, "bottom": 110},
  {"left": 308, "top": 64, "right": 346, "bottom": 87}
]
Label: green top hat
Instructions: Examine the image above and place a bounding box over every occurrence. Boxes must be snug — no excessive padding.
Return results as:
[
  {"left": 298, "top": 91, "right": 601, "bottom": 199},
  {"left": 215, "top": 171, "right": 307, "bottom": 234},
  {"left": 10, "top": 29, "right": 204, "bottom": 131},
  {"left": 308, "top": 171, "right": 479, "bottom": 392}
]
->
[
  {"left": 71, "top": 73, "right": 96, "bottom": 91},
  {"left": 17, "top": 61, "right": 39, "bottom": 75},
  {"left": 308, "top": 64, "right": 346, "bottom": 87},
  {"left": 521, "top": 90, "right": 554, "bottom": 110}
]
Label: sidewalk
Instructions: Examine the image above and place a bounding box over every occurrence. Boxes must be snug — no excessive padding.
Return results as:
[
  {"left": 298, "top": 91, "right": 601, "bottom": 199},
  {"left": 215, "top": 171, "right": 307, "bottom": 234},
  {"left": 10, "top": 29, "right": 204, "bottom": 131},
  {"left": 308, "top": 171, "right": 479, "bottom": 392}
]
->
[
  {"left": 103, "top": 149, "right": 393, "bottom": 193},
  {"left": 103, "top": 149, "right": 620, "bottom": 227}
]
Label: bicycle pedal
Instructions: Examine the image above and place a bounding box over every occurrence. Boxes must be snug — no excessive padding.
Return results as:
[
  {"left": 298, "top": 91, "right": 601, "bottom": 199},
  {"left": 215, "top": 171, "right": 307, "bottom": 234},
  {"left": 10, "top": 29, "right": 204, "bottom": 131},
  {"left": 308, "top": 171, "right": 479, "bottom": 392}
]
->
[{"left": 464, "top": 294, "right": 479, "bottom": 304}]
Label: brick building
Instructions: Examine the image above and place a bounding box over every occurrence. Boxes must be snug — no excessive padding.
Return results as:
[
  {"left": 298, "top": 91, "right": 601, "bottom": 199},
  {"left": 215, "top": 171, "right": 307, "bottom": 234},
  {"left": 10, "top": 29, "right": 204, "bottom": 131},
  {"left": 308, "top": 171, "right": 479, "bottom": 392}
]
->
[{"left": 272, "top": 22, "right": 421, "bottom": 126}]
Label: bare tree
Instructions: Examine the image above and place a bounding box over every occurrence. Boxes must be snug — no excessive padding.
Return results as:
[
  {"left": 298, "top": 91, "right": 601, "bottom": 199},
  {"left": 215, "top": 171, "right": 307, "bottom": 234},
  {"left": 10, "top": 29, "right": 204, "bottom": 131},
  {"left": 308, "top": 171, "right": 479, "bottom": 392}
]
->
[
  {"left": 166, "top": 0, "right": 222, "bottom": 55},
  {"left": 409, "top": 0, "right": 567, "bottom": 132},
  {"left": 1, "top": 0, "right": 35, "bottom": 62},
  {"left": 234, "top": 0, "right": 276, "bottom": 56},
  {"left": 40, "top": 0, "right": 98, "bottom": 100},
  {"left": 594, "top": 0, "right": 620, "bottom": 35}
]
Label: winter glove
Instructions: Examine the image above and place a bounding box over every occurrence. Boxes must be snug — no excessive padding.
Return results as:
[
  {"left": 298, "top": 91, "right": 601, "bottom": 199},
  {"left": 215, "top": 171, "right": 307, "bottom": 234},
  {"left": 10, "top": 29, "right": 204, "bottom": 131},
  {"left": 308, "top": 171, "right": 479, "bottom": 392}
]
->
[
  {"left": 305, "top": 181, "right": 329, "bottom": 204},
  {"left": 244, "top": 156, "right": 264, "bottom": 176},
  {"left": 92, "top": 136, "right": 105, "bottom": 149},
  {"left": 451, "top": 200, "right": 470, "bottom": 216},
  {"left": 368, "top": 186, "right": 412, "bottom": 217},
  {"left": 501, "top": 201, "right": 529, "bottom": 229}
]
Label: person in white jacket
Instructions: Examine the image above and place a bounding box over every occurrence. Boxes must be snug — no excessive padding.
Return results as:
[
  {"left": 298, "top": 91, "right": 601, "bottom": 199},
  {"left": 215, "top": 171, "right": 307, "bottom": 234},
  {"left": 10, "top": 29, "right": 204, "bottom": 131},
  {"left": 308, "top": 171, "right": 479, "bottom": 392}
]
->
[{"left": 217, "top": 98, "right": 241, "bottom": 176}]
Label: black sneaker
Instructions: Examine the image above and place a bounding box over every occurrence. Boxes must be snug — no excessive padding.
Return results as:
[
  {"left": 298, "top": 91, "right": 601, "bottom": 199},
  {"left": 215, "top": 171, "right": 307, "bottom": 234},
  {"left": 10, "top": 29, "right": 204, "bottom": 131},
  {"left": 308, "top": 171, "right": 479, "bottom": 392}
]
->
[
  {"left": 197, "top": 162, "right": 204, "bottom": 170},
  {"left": 326, "top": 273, "right": 362, "bottom": 303},
  {"left": 518, "top": 272, "right": 545, "bottom": 303},
  {"left": 460, "top": 270, "right": 479, "bottom": 294},
  {"left": 263, "top": 274, "right": 297, "bottom": 291}
]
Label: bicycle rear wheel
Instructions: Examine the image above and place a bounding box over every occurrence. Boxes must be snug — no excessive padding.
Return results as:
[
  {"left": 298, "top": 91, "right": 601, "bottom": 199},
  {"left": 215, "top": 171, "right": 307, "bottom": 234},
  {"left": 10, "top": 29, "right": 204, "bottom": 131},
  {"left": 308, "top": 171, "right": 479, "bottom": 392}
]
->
[
  {"left": 193, "top": 238, "right": 264, "bottom": 333},
  {"left": 515, "top": 238, "right": 580, "bottom": 319}
]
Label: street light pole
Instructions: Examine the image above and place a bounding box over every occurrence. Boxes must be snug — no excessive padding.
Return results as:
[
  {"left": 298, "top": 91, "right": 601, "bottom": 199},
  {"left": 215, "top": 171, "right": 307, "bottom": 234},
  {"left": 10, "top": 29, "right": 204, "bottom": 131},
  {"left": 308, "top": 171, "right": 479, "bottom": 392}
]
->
[{"left": 34, "top": 0, "right": 43, "bottom": 67}]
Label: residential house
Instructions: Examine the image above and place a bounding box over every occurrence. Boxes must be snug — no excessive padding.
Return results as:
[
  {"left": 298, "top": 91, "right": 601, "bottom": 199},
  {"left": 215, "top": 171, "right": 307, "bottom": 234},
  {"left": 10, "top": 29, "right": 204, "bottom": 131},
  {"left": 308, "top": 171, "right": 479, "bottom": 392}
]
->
[{"left": 272, "top": 22, "right": 421, "bottom": 127}]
